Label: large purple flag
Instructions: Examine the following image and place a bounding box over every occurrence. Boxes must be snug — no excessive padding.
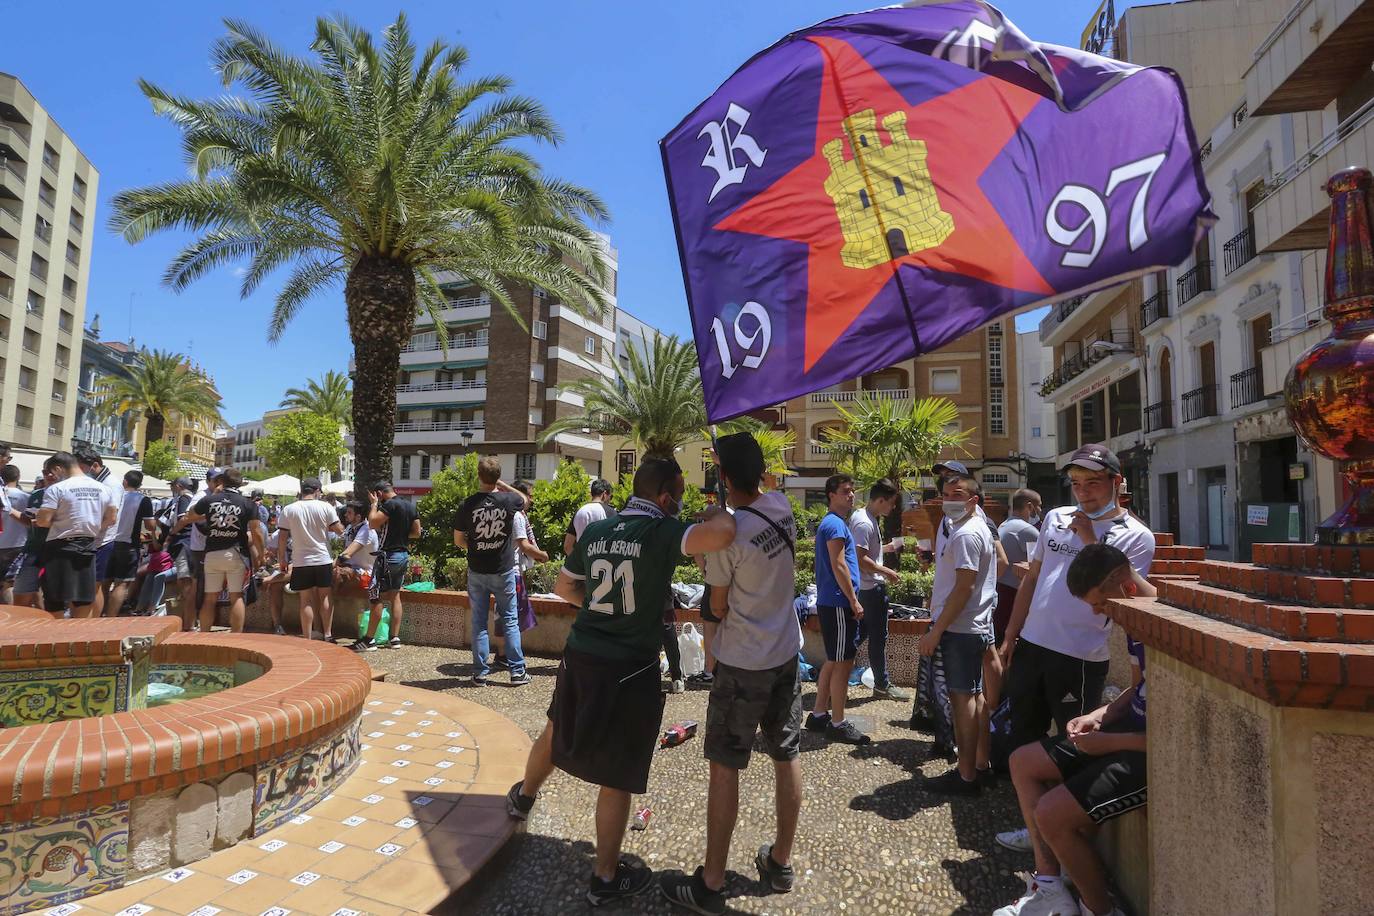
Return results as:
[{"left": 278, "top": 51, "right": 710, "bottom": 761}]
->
[{"left": 661, "top": 1, "right": 1214, "bottom": 423}]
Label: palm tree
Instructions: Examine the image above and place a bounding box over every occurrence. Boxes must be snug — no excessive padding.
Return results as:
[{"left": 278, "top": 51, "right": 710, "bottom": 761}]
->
[
  {"left": 281, "top": 370, "right": 352, "bottom": 430},
  {"left": 540, "top": 334, "right": 713, "bottom": 460},
  {"left": 109, "top": 15, "right": 610, "bottom": 486},
  {"left": 95, "top": 349, "right": 224, "bottom": 453},
  {"left": 819, "top": 393, "right": 972, "bottom": 535}
]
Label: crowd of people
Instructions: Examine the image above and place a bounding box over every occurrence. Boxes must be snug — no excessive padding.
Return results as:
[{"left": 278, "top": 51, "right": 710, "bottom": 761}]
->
[
  {"left": 480, "top": 439, "right": 1153, "bottom": 916},
  {"left": 0, "top": 444, "right": 422, "bottom": 645}
]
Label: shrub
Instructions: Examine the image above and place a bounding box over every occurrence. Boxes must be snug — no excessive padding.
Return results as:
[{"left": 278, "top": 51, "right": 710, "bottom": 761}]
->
[
  {"left": 889, "top": 566, "right": 935, "bottom": 607},
  {"left": 673, "top": 562, "right": 704, "bottom": 586},
  {"left": 415, "top": 455, "right": 481, "bottom": 576},
  {"left": 528, "top": 461, "right": 592, "bottom": 561},
  {"left": 443, "top": 557, "right": 468, "bottom": 591},
  {"left": 524, "top": 560, "right": 562, "bottom": 596}
]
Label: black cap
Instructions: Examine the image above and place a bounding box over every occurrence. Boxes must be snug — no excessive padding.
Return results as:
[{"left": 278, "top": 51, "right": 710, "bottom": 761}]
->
[
  {"left": 301, "top": 476, "right": 323, "bottom": 493},
  {"left": 1062, "top": 444, "right": 1121, "bottom": 476},
  {"left": 933, "top": 459, "right": 970, "bottom": 477},
  {"left": 173, "top": 476, "right": 192, "bottom": 489}
]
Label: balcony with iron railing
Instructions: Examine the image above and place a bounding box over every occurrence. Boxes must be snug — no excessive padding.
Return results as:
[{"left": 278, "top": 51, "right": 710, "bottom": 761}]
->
[
  {"left": 1037, "top": 294, "right": 1088, "bottom": 340},
  {"left": 1181, "top": 384, "right": 1219, "bottom": 423},
  {"left": 394, "top": 419, "right": 485, "bottom": 432},
  {"left": 1144, "top": 401, "right": 1174, "bottom": 434},
  {"left": 1039, "top": 328, "right": 1136, "bottom": 397},
  {"left": 1177, "top": 261, "right": 1214, "bottom": 306},
  {"left": 1223, "top": 227, "right": 1256, "bottom": 275},
  {"left": 400, "top": 329, "right": 488, "bottom": 353},
  {"left": 1230, "top": 366, "right": 1266, "bottom": 408},
  {"left": 0, "top": 125, "right": 26, "bottom": 159},
  {"left": 1139, "top": 290, "right": 1170, "bottom": 330},
  {"left": 808, "top": 387, "right": 910, "bottom": 406}
]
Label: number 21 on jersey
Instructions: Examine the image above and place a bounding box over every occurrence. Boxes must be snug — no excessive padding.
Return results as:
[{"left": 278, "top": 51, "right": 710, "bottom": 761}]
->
[{"left": 587, "top": 558, "right": 636, "bottom": 615}]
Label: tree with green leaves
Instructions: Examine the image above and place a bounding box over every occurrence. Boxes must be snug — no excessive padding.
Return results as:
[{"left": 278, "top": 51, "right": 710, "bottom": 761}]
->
[
  {"left": 540, "top": 335, "right": 719, "bottom": 460},
  {"left": 415, "top": 453, "right": 480, "bottom": 577},
  {"left": 281, "top": 370, "right": 352, "bottom": 430},
  {"left": 95, "top": 349, "right": 224, "bottom": 453},
  {"left": 139, "top": 439, "right": 181, "bottom": 481},
  {"left": 256, "top": 411, "right": 346, "bottom": 480},
  {"left": 527, "top": 460, "right": 591, "bottom": 561},
  {"left": 819, "top": 394, "right": 972, "bottom": 536},
  {"left": 109, "top": 14, "right": 610, "bottom": 486}
]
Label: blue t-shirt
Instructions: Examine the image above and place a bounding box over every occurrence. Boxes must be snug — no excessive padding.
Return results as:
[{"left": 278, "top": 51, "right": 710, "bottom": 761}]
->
[{"left": 814, "top": 511, "right": 859, "bottom": 608}]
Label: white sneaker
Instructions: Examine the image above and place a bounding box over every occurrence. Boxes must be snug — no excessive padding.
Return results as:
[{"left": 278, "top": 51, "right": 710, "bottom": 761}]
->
[
  {"left": 1078, "top": 905, "right": 1123, "bottom": 916},
  {"left": 996, "top": 827, "right": 1033, "bottom": 853},
  {"left": 992, "top": 879, "right": 1078, "bottom": 916}
]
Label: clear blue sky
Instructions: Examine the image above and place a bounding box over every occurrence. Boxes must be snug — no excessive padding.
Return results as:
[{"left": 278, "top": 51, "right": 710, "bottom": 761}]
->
[{"left": 5, "top": 0, "right": 1093, "bottom": 424}]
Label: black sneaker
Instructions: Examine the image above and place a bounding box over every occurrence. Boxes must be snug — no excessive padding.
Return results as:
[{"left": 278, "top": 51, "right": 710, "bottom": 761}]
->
[
  {"left": 505, "top": 781, "right": 534, "bottom": 820},
  {"left": 659, "top": 867, "right": 726, "bottom": 914},
  {"left": 754, "top": 845, "right": 795, "bottom": 893},
  {"left": 587, "top": 860, "right": 654, "bottom": 907},
  {"left": 803, "top": 711, "right": 831, "bottom": 732},
  {"left": 491, "top": 654, "right": 510, "bottom": 670},
  {"left": 509, "top": 670, "right": 531, "bottom": 686},
  {"left": 351, "top": 638, "right": 377, "bottom": 653},
  {"left": 687, "top": 671, "right": 714, "bottom": 686},
  {"left": 472, "top": 674, "right": 488, "bottom": 686},
  {"left": 825, "top": 719, "right": 871, "bottom": 745},
  {"left": 926, "top": 769, "right": 982, "bottom": 796},
  {"left": 976, "top": 766, "right": 997, "bottom": 788},
  {"left": 386, "top": 637, "right": 401, "bottom": 649}
]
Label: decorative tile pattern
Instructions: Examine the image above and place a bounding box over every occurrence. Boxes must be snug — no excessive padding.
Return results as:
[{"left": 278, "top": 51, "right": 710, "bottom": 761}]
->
[
  {"left": 0, "top": 664, "right": 130, "bottom": 726},
  {"left": 252, "top": 717, "right": 362, "bottom": 834},
  {"left": 0, "top": 803, "right": 129, "bottom": 915},
  {"left": 148, "top": 664, "right": 235, "bottom": 694}
]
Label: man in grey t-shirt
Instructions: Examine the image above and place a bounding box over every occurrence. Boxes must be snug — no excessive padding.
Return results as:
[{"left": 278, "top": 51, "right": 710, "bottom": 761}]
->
[
  {"left": 662, "top": 433, "right": 802, "bottom": 910},
  {"left": 996, "top": 488, "right": 1042, "bottom": 642},
  {"left": 848, "top": 478, "right": 908, "bottom": 700}
]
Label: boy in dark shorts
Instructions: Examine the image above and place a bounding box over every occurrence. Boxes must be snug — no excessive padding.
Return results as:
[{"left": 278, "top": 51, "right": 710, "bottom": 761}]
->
[
  {"left": 660, "top": 433, "right": 802, "bottom": 914},
  {"left": 507, "top": 458, "right": 735, "bottom": 907},
  {"left": 808, "top": 473, "right": 869, "bottom": 744},
  {"left": 995, "top": 543, "right": 1153, "bottom": 916}
]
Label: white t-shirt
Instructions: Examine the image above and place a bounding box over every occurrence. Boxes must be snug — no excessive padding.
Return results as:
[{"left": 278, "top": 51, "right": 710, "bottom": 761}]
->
[
  {"left": 345, "top": 523, "right": 379, "bottom": 571},
  {"left": 513, "top": 511, "right": 538, "bottom": 572},
  {"left": 931, "top": 513, "right": 997, "bottom": 636},
  {"left": 704, "top": 491, "right": 803, "bottom": 671},
  {"left": 570, "top": 501, "right": 610, "bottom": 540},
  {"left": 92, "top": 469, "right": 124, "bottom": 547},
  {"left": 278, "top": 498, "right": 341, "bottom": 567},
  {"left": 848, "top": 507, "right": 886, "bottom": 590},
  {"left": 0, "top": 487, "right": 27, "bottom": 549},
  {"left": 42, "top": 475, "right": 117, "bottom": 542},
  {"left": 114, "top": 490, "right": 153, "bottom": 544},
  {"left": 1022, "top": 507, "right": 1156, "bottom": 662}
]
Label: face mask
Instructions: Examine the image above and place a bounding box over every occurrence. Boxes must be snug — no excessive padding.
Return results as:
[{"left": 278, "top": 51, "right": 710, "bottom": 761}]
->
[
  {"left": 943, "top": 499, "right": 970, "bottom": 522},
  {"left": 1029, "top": 513, "right": 1042, "bottom": 526},
  {"left": 1078, "top": 501, "right": 1118, "bottom": 520}
]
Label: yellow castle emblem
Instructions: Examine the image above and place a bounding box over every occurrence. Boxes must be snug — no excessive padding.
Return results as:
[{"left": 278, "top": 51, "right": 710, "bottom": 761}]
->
[{"left": 822, "top": 109, "right": 953, "bottom": 269}]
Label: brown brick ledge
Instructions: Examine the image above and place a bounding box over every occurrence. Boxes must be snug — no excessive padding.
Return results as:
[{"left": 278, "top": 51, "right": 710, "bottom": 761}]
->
[{"left": 1107, "top": 596, "right": 1374, "bottom": 710}]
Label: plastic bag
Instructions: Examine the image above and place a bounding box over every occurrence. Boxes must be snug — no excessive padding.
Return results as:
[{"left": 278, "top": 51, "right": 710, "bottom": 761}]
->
[{"left": 678, "top": 623, "right": 705, "bottom": 677}]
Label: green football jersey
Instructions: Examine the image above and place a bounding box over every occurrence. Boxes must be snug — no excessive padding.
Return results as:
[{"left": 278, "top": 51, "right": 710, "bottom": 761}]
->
[{"left": 563, "top": 508, "right": 692, "bottom": 661}]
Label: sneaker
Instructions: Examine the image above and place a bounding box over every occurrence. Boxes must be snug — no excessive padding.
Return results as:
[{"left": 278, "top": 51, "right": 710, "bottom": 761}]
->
[
  {"left": 977, "top": 766, "right": 998, "bottom": 788},
  {"left": 273, "top": 624, "right": 286, "bottom": 636},
  {"left": 996, "top": 827, "right": 1034, "bottom": 853},
  {"left": 670, "top": 679, "right": 685, "bottom": 694},
  {"left": 926, "top": 769, "right": 982, "bottom": 796},
  {"left": 658, "top": 867, "right": 725, "bottom": 915},
  {"left": 1078, "top": 906, "right": 1124, "bottom": 916},
  {"left": 754, "top": 845, "right": 795, "bottom": 893},
  {"left": 509, "top": 670, "right": 531, "bottom": 686},
  {"left": 505, "top": 781, "right": 534, "bottom": 820},
  {"left": 688, "top": 671, "right": 714, "bottom": 685},
  {"left": 491, "top": 654, "right": 510, "bottom": 670},
  {"left": 803, "top": 711, "right": 831, "bottom": 732},
  {"left": 587, "top": 860, "right": 654, "bottom": 907},
  {"left": 872, "top": 684, "right": 910, "bottom": 701},
  {"left": 992, "top": 878, "right": 1077, "bottom": 916},
  {"left": 351, "top": 638, "right": 377, "bottom": 653},
  {"left": 824, "top": 719, "right": 871, "bottom": 745},
  {"left": 472, "top": 674, "right": 488, "bottom": 686},
  {"left": 324, "top": 634, "right": 339, "bottom": 644},
  {"left": 386, "top": 637, "right": 401, "bottom": 649}
]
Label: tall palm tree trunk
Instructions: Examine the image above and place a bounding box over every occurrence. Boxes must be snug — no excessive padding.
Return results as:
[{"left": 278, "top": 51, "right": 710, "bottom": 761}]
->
[
  {"left": 347, "top": 257, "right": 416, "bottom": 488},
  {"left": 144, "top": 413, "right": 166, "bottom": 455}
]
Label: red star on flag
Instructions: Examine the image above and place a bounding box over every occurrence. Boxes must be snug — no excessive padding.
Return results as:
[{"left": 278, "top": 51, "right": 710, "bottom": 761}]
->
[{"left": 715, "top": 36, "right": 1053, "bottom": 371}]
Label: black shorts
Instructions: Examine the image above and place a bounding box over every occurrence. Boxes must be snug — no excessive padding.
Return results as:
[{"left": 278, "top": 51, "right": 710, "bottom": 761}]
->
[
  {"left": 1007, "top": 639, "right": 1109, "bottom": 751},
  {"left": 698, "top": 584, "right": 721, "bottom": 623},
  {"left": 547, "top": 645, "right": 665, "bottom": 794},
  {"left": 818, "top": 604, "right": 861, "bottom": 661},
  {"left": 704, "top": 658, "right": 802, "bottom": 770},
  {"left": 0, "top": 547, "right": 22, "bottom": 582},
  {"left": 1043, "top": 725, "right": 1147, "bottom": 825},
  {"left": 374, "top": 550, "right": 408, "bottom": 593},
  {"left": 106, "top": 542, "right": 141, "bottom": 582},
  {"left": 290, "top": 563, "right": 334, "bottom": 591},
  {"left": 43, "top": 537, "right": 97, "bottom": 606}
]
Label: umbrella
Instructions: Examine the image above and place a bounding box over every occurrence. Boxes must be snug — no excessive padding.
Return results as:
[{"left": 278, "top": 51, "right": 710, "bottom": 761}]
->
[
  {"left": 250, "top": 474, "right": 301, "bottom": 496},
  {"left": 323, "top": 478, "right": 353, "bottom": 495}
]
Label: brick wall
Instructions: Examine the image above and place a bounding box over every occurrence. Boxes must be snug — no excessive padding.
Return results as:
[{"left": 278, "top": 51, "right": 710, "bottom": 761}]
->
[{"left": 484, "top": 287, "right": 538, "bottom": 442}]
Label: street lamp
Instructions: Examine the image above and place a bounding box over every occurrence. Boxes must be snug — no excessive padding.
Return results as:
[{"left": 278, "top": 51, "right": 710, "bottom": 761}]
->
[{"left": 460, "top": 430, "right": 473, "bottom": 453}]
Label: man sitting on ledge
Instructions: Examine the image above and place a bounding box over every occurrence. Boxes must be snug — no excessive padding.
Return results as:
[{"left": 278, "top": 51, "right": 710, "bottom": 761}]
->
[{"left": 995, "top": 543, "right": 1154, "bottom": 916}]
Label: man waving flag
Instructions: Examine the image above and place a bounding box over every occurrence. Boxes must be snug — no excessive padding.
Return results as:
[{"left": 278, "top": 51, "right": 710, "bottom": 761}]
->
[{"left": 661, "top": 1, "right": 1214, "bottom": 423}]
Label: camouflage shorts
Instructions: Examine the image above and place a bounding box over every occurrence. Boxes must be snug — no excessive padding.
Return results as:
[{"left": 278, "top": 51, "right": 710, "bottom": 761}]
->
[{"left": 704, "top": 657, "right": 803, "bottom": 770}]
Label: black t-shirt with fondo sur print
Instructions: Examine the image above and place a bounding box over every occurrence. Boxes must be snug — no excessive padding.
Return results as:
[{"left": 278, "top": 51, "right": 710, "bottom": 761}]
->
[
  {"left": 455, "top": 491, "right": 525, "bottom": 574},
  {"left": 192, "top": 489, "right": 256, "bottom": 552}
]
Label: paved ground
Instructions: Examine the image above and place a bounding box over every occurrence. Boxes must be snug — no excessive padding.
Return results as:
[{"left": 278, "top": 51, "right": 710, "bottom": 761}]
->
[{"left": 368, "top": 645, "right": 1033, "bottom": 915}]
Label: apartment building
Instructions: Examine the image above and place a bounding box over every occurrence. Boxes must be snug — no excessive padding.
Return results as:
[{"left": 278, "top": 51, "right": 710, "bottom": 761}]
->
[
  {"left": 1016, "top": 327, "right": 1060, "bottom": 499},
  {"left": 1037, "top": 0, "right": 1369, "bottom": 558},
  {"left": 374, "top": 236, "right": 620, "bottom": 496},
  {"left": 0, "top": 73, "right": 96, "bottom": 451},
  {"left": 779, "top": 315, "right": 1023, "bottom": 508},
  {"left": 73, "top": 315, "right": 141, "bottom": 458}
]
